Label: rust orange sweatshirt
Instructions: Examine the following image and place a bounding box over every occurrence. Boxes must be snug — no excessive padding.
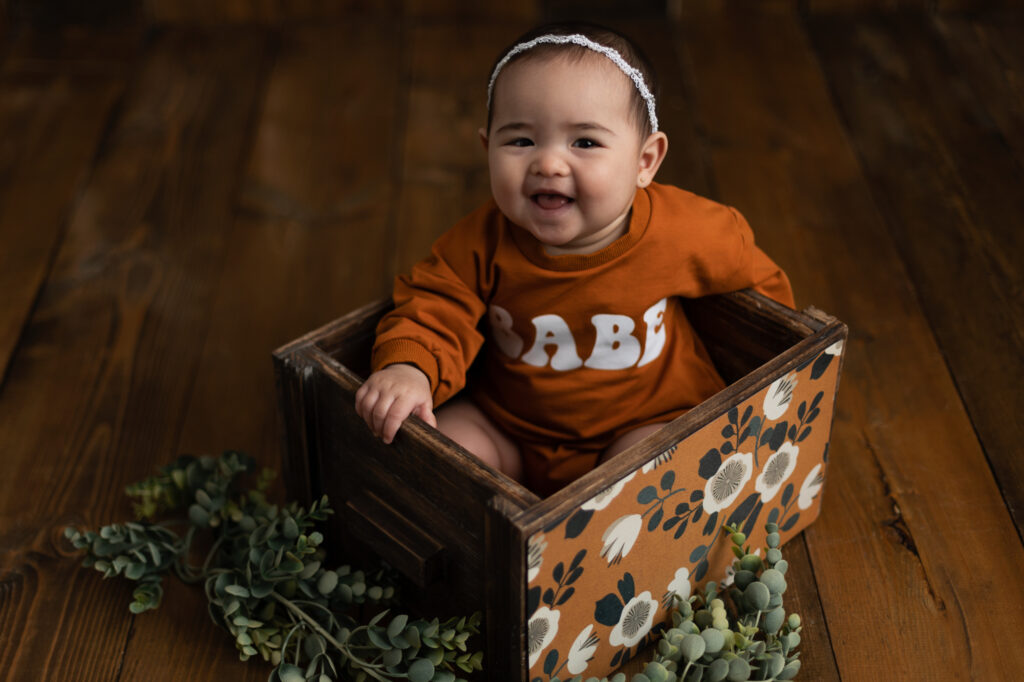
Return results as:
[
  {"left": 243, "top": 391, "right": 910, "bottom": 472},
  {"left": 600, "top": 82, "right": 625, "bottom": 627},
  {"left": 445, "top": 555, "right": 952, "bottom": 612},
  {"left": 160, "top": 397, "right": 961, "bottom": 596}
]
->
[{"left": 372, "top": 182, "right": 794, "bottom": 447}]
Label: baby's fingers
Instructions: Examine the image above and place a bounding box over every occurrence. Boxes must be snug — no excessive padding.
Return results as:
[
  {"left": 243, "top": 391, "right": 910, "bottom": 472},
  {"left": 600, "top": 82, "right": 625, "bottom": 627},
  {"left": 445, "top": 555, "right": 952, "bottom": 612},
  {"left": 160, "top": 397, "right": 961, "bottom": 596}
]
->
[
  {"left": 413, "top": 402, "right": 437, "bottom": 430},
  {"left": 379, "top": 397, "right": 416, "bottom": 444}
]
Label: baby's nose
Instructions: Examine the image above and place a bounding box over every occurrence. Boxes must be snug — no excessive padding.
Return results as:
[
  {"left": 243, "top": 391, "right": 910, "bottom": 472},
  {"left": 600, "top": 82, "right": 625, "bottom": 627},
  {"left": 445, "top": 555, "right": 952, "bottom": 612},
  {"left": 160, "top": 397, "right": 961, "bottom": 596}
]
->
[{"left": 531, "top": 149, "right": 569, "bottom": 176}]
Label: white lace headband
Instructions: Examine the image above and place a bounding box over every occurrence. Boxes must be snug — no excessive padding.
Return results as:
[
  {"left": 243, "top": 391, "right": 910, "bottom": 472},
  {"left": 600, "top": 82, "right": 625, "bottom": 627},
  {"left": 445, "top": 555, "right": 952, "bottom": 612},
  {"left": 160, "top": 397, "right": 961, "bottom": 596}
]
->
[{"left": 487, "top": 33, "right": 660, "bottom": 133}]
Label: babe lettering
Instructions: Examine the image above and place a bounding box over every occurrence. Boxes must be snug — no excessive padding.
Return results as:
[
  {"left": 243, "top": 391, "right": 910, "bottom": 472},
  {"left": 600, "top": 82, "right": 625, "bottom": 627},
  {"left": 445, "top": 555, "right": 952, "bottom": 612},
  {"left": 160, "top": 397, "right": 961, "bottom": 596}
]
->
[{"left": 488, "top": 298, "right": 668, "bottom": 371}]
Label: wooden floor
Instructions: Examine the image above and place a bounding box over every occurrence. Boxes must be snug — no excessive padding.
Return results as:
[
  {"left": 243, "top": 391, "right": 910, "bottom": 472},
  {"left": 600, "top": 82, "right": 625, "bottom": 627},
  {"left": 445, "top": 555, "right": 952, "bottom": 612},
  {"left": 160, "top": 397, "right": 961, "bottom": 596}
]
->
[{"left": 1, "top": 2, "right": 1022, "bottom": 680}]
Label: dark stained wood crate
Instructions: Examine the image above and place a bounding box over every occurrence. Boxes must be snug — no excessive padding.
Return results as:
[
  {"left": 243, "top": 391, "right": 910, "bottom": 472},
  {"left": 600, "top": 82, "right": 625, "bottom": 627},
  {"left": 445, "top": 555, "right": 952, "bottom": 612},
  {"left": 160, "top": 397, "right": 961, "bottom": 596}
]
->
[{"left": 274, "top": 290, "right": 847, "bottom": 681}]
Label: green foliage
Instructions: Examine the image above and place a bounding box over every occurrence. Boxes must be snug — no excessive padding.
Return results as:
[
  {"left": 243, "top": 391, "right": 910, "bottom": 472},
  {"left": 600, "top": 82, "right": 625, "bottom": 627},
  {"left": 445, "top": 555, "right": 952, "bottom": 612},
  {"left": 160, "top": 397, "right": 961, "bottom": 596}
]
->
[
  {"left": 546, "top": 523, "right": 803, "bottom": 682},
  {"left": 66, "top": 452, "right": 483, "bottom": 682},
  {"left": 69, "top": 453, "right": 803, "bottom": 681}
]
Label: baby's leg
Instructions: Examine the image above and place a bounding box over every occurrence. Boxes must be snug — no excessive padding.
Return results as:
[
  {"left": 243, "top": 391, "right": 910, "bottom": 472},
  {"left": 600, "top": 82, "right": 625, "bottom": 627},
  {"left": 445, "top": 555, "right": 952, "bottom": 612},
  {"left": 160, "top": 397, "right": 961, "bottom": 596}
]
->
[
  {"left": 435, "top": 399, "right": 523, "bottom": 482},
  {"left": 599, "top": 422, "right": 670, "bottom": 464}
]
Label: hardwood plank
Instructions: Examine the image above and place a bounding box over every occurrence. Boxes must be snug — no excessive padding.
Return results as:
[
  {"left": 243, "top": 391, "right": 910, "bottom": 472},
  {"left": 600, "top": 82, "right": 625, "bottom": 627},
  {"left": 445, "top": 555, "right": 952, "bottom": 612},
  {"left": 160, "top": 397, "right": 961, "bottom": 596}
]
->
[
  {"left": 143, "top": 0, "right": 401, "bottom": 24},
  {"left": 932, "top": 12, "right": 1024, "bottom": 189},
  {"left": 680, "top": 6, "right": 1024, "bottom": 679},
  {"left": 806, "top": 13, "right": 1024, "bottom": 531},
  {"left": 0, "top": 523, "right": 133, "bottom": 681},
  {"left": 0, "top": 26, "right": 268, "bottom": 681},
  {"left": 0, "top": 32, "right": 130, "bottom": 384},
  {"left": 118, "top": 24, "right": 407, "bottom": 680},
  {"left": 392, "top": 20, "right": 533, "bottom": 274}
]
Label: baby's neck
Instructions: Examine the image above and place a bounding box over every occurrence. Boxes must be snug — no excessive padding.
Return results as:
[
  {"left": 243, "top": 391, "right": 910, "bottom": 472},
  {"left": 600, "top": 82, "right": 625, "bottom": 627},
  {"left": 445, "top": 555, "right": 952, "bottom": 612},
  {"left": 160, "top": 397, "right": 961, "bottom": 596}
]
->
[{"left": 542, "top": 209, "right": 635, "bottom": 257}]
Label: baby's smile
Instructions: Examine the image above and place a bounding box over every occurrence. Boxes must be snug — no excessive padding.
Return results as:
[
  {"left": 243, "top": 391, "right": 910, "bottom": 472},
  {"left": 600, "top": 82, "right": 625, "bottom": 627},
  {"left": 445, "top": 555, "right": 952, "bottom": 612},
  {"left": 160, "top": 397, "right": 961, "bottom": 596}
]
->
[{"left": 532, "top": 192, "right": 575, "bottom": 210}]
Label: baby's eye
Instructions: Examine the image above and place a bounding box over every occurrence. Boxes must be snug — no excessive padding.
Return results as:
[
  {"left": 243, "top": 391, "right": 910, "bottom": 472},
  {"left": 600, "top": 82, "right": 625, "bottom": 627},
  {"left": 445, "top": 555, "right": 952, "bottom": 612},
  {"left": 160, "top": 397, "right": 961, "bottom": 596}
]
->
[
  {"left": 506, "top": 137, "right": 533, "bottom": 147},
  {"left": 573, "top": 138, "right": 600, "bottom": 149}
]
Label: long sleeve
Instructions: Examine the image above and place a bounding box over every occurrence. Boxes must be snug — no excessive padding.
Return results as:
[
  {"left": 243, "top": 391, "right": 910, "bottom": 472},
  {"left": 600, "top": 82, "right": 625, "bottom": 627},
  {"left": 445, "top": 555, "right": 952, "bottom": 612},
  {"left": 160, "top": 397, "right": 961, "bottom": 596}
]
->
[{"left": 370, "top": 208, "right": 496, "bottom": 406}]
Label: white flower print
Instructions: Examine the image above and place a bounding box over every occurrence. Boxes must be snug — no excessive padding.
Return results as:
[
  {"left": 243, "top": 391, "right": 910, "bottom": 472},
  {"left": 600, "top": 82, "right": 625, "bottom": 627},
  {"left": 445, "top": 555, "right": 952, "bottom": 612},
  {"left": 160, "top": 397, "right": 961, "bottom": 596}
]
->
[
  {"left": 755, "top": 442, "right": 800, "bottom": 503},
  {"left": 582, "top": 471, "right": 637, "bottom": 511},
  {"left": 609, "top": 591, "right": 658, "bottom": 648},
  {"left": 527, "top": 533, "right": 547, "bottom": 583},
  {"left": 642, "top": 445, "right": 676, "bottom": 474},
  {"left": 600, "top": 514, "right": 643, "bottom": 565},
  {"left": 703, "top": 452, "right": 754, "bottom": 514},
  {"left": 567, "top": 624, "right": 600, "bottom": 675},
  {"left": 798, "top": 462, "right": 825, "bottom": 510},
  {"left": 825, "top": 340, "right": 844, "bottom": 356},
  {"left": 662, "top": 566, "right": 691, "bottom": 607},
  {"left": 527, "top": 606, "right": 560, "bottom": 668},
  {"left": 763, "top": 372, "right": 798, "bottom": 421}
]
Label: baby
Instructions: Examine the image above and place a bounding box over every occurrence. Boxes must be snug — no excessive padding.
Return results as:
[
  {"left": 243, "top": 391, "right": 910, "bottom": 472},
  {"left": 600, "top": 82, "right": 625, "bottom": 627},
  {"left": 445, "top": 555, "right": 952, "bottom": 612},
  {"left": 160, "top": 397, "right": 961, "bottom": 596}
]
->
[{"left": 355, "top": 23, "right": 794, "bottom": 496}]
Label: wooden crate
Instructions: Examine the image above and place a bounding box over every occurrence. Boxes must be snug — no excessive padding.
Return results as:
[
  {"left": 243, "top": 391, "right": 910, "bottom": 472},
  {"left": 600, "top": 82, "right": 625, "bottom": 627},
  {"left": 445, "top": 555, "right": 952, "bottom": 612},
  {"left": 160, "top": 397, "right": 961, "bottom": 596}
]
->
[{"left": 273, "top": 290, "right": 847, "bottom": 681}]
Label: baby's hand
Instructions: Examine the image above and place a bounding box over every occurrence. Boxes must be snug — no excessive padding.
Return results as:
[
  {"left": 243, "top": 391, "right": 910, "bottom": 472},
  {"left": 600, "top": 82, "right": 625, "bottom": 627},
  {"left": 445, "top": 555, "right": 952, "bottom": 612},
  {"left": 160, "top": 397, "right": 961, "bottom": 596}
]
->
[{"left": 355, "top": 364, "right": 437, "bottom": 444}]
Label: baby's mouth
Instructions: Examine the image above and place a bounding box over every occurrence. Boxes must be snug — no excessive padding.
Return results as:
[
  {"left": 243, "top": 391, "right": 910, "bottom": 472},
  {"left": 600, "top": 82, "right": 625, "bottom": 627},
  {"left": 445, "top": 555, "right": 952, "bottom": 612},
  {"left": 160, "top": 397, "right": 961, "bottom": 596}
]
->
[{"left": 532, "top": 193, "right": 574, "bottom": 210}]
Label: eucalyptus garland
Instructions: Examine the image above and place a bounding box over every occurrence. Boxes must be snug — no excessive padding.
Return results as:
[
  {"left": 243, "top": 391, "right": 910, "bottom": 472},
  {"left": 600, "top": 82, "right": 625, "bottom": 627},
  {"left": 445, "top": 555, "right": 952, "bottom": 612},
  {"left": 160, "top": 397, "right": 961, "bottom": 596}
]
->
[
  {"left": 66, "top": 451, "right": 483, "bottom": 682},
  {"left": 67, "top": 452, "right": 802, "bottom": 682}
]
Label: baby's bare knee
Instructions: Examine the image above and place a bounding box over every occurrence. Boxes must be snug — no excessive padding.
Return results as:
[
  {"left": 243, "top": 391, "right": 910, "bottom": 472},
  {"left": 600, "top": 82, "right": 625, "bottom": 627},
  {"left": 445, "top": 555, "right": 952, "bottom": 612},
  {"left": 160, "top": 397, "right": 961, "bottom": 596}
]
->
[{"left": 436, "top": 400, "right": 521, "bottom": 480}]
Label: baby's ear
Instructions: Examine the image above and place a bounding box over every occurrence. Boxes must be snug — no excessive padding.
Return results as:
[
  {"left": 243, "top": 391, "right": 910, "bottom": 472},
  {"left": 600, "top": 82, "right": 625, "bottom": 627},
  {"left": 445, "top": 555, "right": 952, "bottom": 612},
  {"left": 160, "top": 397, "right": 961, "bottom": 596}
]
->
[
  {"left": 637, "top": 131, "right": 668, "bottom": 188},
  {"left": 479, "top": 128, "right": 490, "bottom": 150}
]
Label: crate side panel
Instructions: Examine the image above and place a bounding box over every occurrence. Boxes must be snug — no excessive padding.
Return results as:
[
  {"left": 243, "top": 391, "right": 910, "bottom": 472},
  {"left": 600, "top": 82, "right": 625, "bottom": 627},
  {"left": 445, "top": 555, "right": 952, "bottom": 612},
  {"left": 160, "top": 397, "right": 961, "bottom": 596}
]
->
[
  {"left": 523, "top": 331, "right": 845, "bottom": 680},
  {"left": 310, "top": 368, "right": 504, "bottom": 617}
]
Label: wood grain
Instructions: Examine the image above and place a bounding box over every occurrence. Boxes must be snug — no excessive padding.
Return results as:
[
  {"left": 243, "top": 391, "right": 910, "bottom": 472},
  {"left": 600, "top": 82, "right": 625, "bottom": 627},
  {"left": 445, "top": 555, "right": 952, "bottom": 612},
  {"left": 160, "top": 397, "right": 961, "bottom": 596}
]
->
[
  {"left": 806, "top": 12, "right": 1024, "bottom": 534},
  {"left": 0, "top": 5, "right": 1021, "bottom": 681},
  {"left": 0, "top": 32, "right": 130, "bottom": 383},
  {"left": 681, "top": 6, "right": 1024, "bottom": 679},
  {"left": 0, "top": 26, "right": 269, "bottom": 681},
  {"left": 392, "top": 21, "right": 531, "bottom": 274}
]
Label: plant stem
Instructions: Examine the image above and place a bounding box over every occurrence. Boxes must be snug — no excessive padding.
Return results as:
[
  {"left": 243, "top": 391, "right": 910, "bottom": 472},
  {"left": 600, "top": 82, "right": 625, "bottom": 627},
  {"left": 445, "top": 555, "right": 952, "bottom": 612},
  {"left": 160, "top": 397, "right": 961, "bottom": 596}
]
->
[{"left": 271, "top": 592, "right": 390, "bottom": 682}]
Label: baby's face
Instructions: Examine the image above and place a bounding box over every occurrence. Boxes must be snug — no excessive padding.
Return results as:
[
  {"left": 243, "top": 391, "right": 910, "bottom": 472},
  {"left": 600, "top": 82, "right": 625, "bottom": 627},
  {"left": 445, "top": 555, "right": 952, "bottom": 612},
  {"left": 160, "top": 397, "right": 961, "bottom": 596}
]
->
[{"left": 486, "top": 53, "right": 651, "bottom": 255}]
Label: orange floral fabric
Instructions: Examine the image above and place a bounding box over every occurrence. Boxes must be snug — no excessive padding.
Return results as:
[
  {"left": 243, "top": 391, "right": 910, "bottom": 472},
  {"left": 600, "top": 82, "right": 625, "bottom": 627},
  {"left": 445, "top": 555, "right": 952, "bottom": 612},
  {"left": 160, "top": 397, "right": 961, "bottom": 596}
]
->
[{"left": 525, "top": 338, "right": 844, "bottom": 680}]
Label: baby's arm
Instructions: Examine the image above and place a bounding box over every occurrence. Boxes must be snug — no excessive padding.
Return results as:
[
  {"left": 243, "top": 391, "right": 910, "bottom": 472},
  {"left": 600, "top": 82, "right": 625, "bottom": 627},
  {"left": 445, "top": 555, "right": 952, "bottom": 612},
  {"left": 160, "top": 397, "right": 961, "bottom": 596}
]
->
[{"left": 355, "top": 364, "right": 438, "bottom": 444}]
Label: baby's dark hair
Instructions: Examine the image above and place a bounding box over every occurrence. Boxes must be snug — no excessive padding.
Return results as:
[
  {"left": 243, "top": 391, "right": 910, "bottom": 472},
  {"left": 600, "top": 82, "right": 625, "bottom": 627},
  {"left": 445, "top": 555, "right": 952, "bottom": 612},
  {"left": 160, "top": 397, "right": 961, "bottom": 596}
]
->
[{"left": 486, "top": 22, "right": 659, "bottom": 138}]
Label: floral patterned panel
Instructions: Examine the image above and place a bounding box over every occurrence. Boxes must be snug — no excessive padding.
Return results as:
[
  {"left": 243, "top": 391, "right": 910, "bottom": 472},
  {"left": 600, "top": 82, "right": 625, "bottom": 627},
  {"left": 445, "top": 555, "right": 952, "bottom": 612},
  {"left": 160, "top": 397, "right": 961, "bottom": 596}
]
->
[{"left": 526, "top": 339, "right": 844, "bottom": 681}]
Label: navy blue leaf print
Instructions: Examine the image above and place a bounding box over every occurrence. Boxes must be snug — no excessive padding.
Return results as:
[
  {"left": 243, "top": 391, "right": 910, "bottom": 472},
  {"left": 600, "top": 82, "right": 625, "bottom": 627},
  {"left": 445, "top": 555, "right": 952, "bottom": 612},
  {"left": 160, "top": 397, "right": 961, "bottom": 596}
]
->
[
  {"left": 727, "top": 492, "right": 760, "bottom": 528},
  {"left": 649, "top": 508, "right": 664, "bottom": 532},
  {"left": 552, "top": 562, "right": 564, "bottom": 584},
  {"left": 694, "top": 558, "right": 709, "bottom": 582},
  {"left": 767, "top": 507, "right": 781, "bottom": 526},
  {"left": 569, "top": 549, "right": 586, "bottom": 573},
  {"left": 564, "top": 509, "right": 594, "bottom": 539},
  {"left": 568, "top": 567, "right": 583, "bottom": 585},
  {"left": 781, "top": 483, "right": 794, "bottom": 507},
  {"left": 637, "top": 486, "right": 658, "bottom": 505},
  {"left": 689, "top": 544, "right": 708, "bottom": 563},
  {"left": 610, "top": 649, "right": 623, "bottom": 669},
  {"left": 690, "top": 489, "right": 703, "bottom": 503},
  {"left": 528, "top": 586, "right": 541, "bottom": 617},
  {"left": 557, "top": 587, "right": 576, "bottom": 606},
  {"left": 769, "top": 421, "right": 788, "bottom": 450},
  {"left": 699, "top": 449, "right": 721, "bottom": 479},
  {"left": 543, "top": 588, "right": 555, "bottom": 607},
  {"left": 596, "top": 593, "right": 624, "bottom": 627},
  {"left": 703, "top": 510, "right": 720, "bottom": 536},
  {"left": 661, "top": 470, "right": 675, "bottom": 491},
  {"left": 618, "top": 573, "right": 635, "bottom": 602},
  {"left": 543, "top": 649, "right": 558, "bottom": 675},
  {"left": 674, "top": 519, "right": 689, "bottom": 539},
  {"left": 741, "top": 500, "right": 764, "bottom": 538},
  {"left": 782, "top": 513, "right": 801, "bottom": 532},
  {"left": 811, "top": 352, "right": 833, "bottom": 380}
]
